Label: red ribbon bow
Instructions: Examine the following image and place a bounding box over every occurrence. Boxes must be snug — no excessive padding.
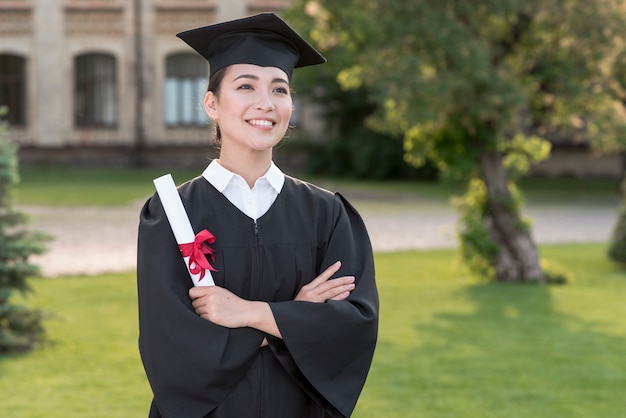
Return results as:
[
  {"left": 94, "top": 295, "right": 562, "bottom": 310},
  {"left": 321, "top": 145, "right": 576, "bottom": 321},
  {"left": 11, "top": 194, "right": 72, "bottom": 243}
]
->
[{"left": 178, "top": 229, "right": 217, "bottom": 281}]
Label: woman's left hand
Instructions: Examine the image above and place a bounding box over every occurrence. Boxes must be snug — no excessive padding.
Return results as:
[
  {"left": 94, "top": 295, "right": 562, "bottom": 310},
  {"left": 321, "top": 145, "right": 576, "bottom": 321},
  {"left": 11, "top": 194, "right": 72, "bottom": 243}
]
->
[{"left": 189, "top": 286, "right": 251, "bottom": 328}]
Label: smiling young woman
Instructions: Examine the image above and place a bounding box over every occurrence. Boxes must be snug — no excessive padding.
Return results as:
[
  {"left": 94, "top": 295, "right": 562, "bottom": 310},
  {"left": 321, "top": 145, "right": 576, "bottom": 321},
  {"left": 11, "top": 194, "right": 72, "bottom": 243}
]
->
[
  {"left": 137, "top": 13, "right": 379, "bottom": 418},
  {"left": 204, "top": 64, "right": 294, "bottom": 185}
]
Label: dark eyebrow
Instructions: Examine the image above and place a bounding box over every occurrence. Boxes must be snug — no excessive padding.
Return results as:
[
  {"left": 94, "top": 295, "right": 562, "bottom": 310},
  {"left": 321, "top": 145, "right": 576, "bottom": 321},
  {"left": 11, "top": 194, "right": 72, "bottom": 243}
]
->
[{"left": 232, "top": 74, "right": 290, "bottom": 85}]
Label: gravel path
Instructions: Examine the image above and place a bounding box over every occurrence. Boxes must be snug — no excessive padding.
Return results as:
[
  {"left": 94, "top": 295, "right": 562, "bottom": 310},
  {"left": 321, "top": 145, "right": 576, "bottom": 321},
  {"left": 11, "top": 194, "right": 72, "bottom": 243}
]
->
[{"left": 22, "top": 199, "right": 619, "bottom": 277}]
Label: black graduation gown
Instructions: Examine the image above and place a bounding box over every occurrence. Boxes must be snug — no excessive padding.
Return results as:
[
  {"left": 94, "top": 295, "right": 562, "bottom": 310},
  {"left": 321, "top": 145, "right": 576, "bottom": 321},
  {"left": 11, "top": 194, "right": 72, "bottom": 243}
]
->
[{"left": 137, "top": 174, "right": 378, "bottom": 418}]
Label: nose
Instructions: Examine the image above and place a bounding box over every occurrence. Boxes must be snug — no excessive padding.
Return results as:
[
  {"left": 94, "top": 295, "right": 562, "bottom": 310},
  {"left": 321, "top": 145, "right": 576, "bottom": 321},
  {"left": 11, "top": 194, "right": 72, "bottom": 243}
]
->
[{"left": 256, "top": 91, "right": 275, "bottom": 111}]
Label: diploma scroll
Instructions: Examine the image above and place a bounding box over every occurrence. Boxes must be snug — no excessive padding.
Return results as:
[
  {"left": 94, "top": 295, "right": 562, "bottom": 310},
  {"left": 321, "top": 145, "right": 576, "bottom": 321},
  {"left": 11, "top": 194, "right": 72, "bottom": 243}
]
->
[{"left": 153, "top": 174, "right": 215, "bottom": 287}]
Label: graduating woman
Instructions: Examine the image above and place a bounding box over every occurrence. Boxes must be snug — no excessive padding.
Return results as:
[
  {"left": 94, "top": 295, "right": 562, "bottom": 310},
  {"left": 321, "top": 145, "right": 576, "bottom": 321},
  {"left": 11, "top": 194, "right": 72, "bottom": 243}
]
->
[{"left": 137, "top": 12, "right": 378, "bottom": 418}]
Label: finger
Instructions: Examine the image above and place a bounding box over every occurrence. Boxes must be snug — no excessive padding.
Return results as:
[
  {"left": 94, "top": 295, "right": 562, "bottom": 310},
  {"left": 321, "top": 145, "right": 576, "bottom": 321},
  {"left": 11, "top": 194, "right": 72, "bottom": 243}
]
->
[
  {"left": 329, "top": 291, "right": 351, "bottom": 301},
  {"left": 191, "top": 298, "right": 205, "bottom": 309},
  {"left": 314, "top": 275, "right": 355, "bottom": 294},
  {"left": 323, "top": 281, "right": 355, "bottom": 300},
  {"left": 189, "top": 287, "right": 205, "bottom": 300},
  {"left": 189, "top": 285, "right": 218, "bottom": 300},
  {"left": 307, "top": 261, "right": 342, "bottom": 288}
]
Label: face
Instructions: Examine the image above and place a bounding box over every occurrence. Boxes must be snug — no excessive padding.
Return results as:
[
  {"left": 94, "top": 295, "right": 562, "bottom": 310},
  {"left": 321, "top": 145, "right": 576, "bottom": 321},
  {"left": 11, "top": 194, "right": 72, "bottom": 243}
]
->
[{"left": 204, "top": 64, "right": 293, "bottom": 154}]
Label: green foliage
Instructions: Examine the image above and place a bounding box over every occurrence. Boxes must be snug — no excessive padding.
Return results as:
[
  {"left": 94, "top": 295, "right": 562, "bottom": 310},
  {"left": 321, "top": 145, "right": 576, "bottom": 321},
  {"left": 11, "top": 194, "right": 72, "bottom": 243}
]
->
[
  {"left": 453, "top": 133, "right": 552, "bottom": 281},
  {"left": 283, "top": 8, "right": 429, "bottom": 180},
  {"left": 540, "top": 258, "right": 575, "bottom": 285},
  {"left": 452, "top": 135, "right": 548, "bottom": 282},
  {"left": 0, "top": 110, "right": 47, "bottom": 352},
  {"left": 453, "top": 178, "right": 498, "bottom": 279},
  {"left": 300, "top": 129, "right": 434, "bottom": 180},
  {"left": 287, "top": 0, "right": 625, "bottom": 281},
  {"left": 300, "top": 0, "right": 626, "bottom": 165},
  {"left": 608, "top": 220, "right": 626, "bottom": 263},
  {"left": 604, "top": 43, "right": 626, "bottom": 261},
  {"left": 501, "top": 134, "right": 552, "bottom": 180},
  {"left": 0, "top": 302, "right": 45, "bottom": 351},
  {"left": 607, "top": 179, "right": 626, "bottom": 263},
  {"left": 291, "top": 84, "right": 437, "bottom": 179}
]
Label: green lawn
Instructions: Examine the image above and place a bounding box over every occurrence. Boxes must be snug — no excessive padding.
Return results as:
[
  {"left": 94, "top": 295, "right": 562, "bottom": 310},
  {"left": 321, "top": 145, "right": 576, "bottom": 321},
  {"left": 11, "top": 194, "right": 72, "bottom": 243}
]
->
[
  {"left": 0, "top": 272, "right": 150, "bottom": 417},
  {"left": 15, "top": 165, "right": 621, "bottom": 207},
  {"left": 6, "top": 167, "right": 625, "bottom": 416},
  {"left": 16, "top": 166, "right": 202, "bottom": 206},
  {"left": 1, "top": 243, "right": 625, "bottom": 417},
  {"left": 356, "top": 244, "right": 626, "bottom": 418}
]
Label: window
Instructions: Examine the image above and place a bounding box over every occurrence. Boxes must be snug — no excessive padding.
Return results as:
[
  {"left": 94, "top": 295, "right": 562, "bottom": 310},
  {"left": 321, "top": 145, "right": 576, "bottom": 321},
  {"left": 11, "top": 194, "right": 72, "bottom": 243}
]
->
[
  {"left": 164, "top": 53, "right": 208, "bottom": 126},
  {"left": 0, "top": 54, "right": 27, "bottom": 126},
  {"left": 74, "top": 53, "right": 117, "bottom": 127}
]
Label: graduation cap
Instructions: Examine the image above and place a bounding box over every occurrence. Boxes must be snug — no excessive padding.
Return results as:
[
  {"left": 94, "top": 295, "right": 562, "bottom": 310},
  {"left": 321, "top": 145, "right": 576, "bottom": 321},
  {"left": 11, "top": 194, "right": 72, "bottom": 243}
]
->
[{"left": 176, "top": 12, "right": 326, "bottom": 80}]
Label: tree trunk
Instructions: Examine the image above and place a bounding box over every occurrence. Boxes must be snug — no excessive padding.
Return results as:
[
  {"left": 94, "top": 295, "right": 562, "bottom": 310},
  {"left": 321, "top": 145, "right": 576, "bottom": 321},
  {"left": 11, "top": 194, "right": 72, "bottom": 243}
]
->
[{"left": 479, "top": 151, "right": 545, "bottom": 282}]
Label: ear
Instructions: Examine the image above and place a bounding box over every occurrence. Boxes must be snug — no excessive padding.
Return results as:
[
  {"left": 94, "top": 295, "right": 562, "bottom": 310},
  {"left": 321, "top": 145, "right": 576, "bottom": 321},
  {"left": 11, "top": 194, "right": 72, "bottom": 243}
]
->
[{"left": 204, "top": 91, "right": 219, "bottom": 120}]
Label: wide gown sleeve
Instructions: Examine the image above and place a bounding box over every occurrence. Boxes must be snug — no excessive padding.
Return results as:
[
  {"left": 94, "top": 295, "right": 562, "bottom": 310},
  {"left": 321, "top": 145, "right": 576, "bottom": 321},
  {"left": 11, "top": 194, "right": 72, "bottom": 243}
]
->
[
  {"left": 268, "top": 193, "right": 379, "bottom": 417},
  {"left": 137, "top": 193, "right": 266, "bottom": 418}
]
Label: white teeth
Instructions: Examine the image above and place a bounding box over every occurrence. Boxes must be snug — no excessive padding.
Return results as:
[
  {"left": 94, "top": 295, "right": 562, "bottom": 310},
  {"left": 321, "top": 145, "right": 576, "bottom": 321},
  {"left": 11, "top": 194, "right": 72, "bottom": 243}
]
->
[{"left": 248, "top": 119, "right": 274, "bottom": 127}]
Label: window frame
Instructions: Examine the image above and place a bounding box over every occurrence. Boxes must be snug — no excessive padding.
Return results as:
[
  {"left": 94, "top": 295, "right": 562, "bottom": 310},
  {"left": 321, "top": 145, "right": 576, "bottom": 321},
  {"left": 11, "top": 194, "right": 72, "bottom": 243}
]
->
[
  {"left": 0, "top": 54, "right": 27, "bottom": 126},
  {"left": 74, "top": 53, "right": 118, "bottom": 128},
  {"left": 164, "top": 52, "right": 209, "bottom": 128}
]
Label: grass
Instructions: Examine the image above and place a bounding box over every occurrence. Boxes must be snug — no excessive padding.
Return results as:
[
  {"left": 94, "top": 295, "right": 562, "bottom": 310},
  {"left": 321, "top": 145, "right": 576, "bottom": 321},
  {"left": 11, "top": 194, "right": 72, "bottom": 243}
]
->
[
  {"left": 15, "top": 165, "right": 622, "bottom": 207},
  {"left": 0, "top": 272, "right": 151, "bottom": 417},
  {"left": 355, "top": 244, "right": 626, "bottom": 418},
  {"left": 1, "top": 243, "right": 625, "bottom": 417},
  {"left": 16, "top": 166, "right": 201, "bottom": 206},
  {"left": 519, "top": 177, "right": 621, "bottom": 204},
  {"left": 6, "top": 166, "right": 625, "bottom": 415}
]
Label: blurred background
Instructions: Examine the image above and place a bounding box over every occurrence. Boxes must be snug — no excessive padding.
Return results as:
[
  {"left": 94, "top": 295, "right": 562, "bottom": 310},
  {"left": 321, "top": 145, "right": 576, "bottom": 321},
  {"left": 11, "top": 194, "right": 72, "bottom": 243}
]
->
[
  {"left": 1, "top": 0, "right": 621, "bottom": 178},
  {"left": 2, "top": 1, "right": 626, "bottom": 417}
]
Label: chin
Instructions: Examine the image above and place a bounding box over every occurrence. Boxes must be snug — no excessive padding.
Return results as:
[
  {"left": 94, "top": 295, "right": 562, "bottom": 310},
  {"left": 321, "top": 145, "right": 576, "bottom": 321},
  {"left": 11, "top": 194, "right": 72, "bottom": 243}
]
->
[
  {"left": 250, "top": 140, "right": 281, "bottom": 152},
  {"left": 250, "top": 133, "right": 285, "bottom": 149}
]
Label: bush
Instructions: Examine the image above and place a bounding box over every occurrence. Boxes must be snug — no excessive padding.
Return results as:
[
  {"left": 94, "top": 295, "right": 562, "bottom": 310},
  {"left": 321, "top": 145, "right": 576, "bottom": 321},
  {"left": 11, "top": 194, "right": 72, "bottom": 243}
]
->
[
  {"left": 607, "top": 189, "right": 626, "bottom": 264},
  {"left": 302, "top": 127, "right": 438, "bottom": 180},
  {"left": 0, "top": 109, "right": 48, "bottom": 352},
  {"left": 290, "top": 63, "right": 438, "bottom": 180}
]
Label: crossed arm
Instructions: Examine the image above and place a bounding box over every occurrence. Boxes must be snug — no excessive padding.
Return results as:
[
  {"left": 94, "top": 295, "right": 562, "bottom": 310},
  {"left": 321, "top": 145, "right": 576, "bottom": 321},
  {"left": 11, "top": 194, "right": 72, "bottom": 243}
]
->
[{"left": 188, "top": 260, "right": 355, "bottom": 339}]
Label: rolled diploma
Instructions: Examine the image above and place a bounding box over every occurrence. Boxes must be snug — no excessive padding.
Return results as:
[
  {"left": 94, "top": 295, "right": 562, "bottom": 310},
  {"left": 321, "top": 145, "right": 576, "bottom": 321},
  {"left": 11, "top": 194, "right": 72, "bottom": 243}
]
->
[{"left": 153, "top": 174, "right": 215, "bottom": 287}]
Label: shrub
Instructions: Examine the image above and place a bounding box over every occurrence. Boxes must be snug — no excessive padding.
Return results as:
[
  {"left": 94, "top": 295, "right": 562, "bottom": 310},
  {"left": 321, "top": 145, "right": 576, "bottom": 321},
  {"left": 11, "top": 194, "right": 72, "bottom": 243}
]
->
[
  {"left": 607, "top": 188, "right": 626, "bottom": 264},
  {"left": 0, "top": 108, "right": 48, "bottom": 352}
]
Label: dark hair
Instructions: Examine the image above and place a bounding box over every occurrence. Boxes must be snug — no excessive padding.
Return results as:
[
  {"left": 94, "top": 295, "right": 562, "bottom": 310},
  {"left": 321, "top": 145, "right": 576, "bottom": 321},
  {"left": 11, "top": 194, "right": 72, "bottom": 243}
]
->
[{"left": 207, "top": 67, "right": 228, "bottom": 144}]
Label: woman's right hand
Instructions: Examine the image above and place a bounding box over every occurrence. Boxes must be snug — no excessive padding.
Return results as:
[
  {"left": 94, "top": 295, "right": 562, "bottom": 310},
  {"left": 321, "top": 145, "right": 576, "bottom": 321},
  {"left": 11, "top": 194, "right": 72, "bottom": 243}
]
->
[{"left": 295, "top": 261, "right": 355, "bottom": 303}]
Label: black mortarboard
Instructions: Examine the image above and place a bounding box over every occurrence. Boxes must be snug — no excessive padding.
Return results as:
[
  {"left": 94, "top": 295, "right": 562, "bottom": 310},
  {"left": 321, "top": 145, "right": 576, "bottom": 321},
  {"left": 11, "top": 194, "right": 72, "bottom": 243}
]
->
[{"left": 176, "top": 12, "right": 326, "bottom": 79}]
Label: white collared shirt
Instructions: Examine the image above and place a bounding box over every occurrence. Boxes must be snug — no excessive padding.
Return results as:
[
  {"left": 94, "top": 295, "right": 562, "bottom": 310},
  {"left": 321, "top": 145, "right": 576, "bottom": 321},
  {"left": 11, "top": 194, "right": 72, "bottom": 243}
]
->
[{"left": 202, "top": 160, "right": 285, "bottom": 221}]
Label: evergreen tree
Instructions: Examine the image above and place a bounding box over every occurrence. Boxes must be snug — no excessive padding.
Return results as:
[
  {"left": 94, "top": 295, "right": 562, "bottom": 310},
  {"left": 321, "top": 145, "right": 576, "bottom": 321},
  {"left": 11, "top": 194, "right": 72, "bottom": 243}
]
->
[{"left": 0, "top": 109, "right": 47, "bottom": 352}]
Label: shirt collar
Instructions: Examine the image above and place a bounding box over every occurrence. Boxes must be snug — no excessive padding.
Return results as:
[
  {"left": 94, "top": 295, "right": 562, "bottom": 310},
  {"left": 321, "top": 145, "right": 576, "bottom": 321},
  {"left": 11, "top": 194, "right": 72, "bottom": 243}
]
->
[
  {"left": 202, "top": 160, "right": 285, "bottom": 193},
  {"left": 263, "top": 161, "right": 286, "bottom": 193}
]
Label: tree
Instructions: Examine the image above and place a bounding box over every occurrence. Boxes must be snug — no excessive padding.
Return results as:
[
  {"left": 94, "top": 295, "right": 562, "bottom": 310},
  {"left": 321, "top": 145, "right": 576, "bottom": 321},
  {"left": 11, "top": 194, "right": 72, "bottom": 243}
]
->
[
  {"left": 282, "top": 10, "right": 431, "bottom": 180},
  {"left": 0, "top": 108, "right": 47, "bottom": 352},
  {"left": 288, "top": 0, "right": 626, "bottom": 282},
  {"left": 296, "top": 75, "right": 433, "bottom": 180},
  {"left": 590, "top": 47, "right": 626, "bottom": 263}
]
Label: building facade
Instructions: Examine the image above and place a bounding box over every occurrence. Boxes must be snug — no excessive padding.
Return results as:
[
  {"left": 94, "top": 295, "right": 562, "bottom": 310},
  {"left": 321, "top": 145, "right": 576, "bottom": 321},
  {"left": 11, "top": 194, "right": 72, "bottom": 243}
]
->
[
  {"left": 0, "top": 0, "right": 300, "bottom": 165},
  {"left": 0, "top": 0, "right": 622, "bottom": 175}
]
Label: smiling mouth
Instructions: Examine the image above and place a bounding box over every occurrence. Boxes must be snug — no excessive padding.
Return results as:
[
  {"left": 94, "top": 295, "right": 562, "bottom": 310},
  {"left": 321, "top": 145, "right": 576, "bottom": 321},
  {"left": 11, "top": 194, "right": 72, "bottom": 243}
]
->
[{"left": 247, "top": 119, "right": 275, "bottom": 127}]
